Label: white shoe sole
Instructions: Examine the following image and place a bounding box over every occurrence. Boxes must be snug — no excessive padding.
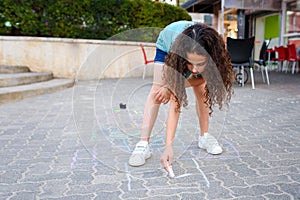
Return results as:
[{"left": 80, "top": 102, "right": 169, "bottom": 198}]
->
[{"left": 199, "top": 145, "right": 223, "bottom": 155}]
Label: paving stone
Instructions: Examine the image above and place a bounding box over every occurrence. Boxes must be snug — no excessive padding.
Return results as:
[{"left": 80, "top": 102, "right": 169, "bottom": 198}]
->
[
  {"left": 120, "top": 190, "right": 148, "bottom": 199},
  {"left": 22, "top": 172, "right": 72, "bottom": 182},
  {"left": 277, "top": 182, "right": 300, "bottom": 199},
  {"left": 39, "top": 180, "right": 69, "bottom": 198},
  {"left": 0, "top": 72, "right": 299, "bottom": 199},
  {"left": 147, "top": 187, "right": 203, "bottom": 197},
  {"left": 0, "top": 182, "right": 43, "bottom": 195},
  {"left": 0, "top": 193, "right": 13, "bottom": 200},
  {"left": 94, "top": 191, "right": 123, "bottom": 200},
  {"left": 180, "top": 193, "right": 206, "bottom": 200},
  {"left": 231, "top": 197, "right": 265, "bottom": 200},
  {"left": 45, "top": 194, "right": 95, "bottom": 200},
  {"left": 243, "top": 175, "right": 292, "bottom": 186},
  {"left": 26, "top": 163, "right": 52, "bottom": 174},
  {"left": 9, "top": 191, "right": 38, "bottom": 200},
  {"left": 68, "top": 171, "right": 94, "bottom": 185},
  {"left": 264, "top": 193, "right": 293, "bottom": 200},
  {"left": 229, "top": 184, "right": 282, "bottom": 197},
  {"left": 0, "top": 169, "right": 24, "bottom": 184},
  {"left": 258, "top": 166, "right": 299, "bottom": 176},
  {"left": 0, "top": 154, "right": 15, "bottom": 165},
  {"left": 238, "top": 156, "right": 271, "bottom": 169},
  {"left": 226, "top": 162, "right": 258, "bottom": 177},
  {"left": 214, "top": 171, "right": 247, "bottom": 187},
  {"left": 203, "top": 180, "right": 233, "bottom": 199},
  {"left": 67, "top": 183, "right": 120, "bottom": 196},
  {"left": 289, "top": 173, "right": 300, "bottom": 183},
  {"left": 11, "top": 158, "right": 51, "bottom": 165}
]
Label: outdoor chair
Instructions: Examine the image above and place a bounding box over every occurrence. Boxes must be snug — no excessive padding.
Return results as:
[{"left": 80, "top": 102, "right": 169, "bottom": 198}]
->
[
  {"left": 273, "top": 46, "right": 288, "bottom": 72},
  {"left": 140, "top": 44, "right": 154, "bottom": 79},
  {"left": 254, "top": 40, "right": 270, "bottom": 85},
  {"left": 266, "top": 48, "right": 277, "bottom": 71},
  {"left": 286, "top": 44, "right": 300, "bottom": 74},
  {"left": 227, "top": 36, "right": 255, "bottom": 89}
]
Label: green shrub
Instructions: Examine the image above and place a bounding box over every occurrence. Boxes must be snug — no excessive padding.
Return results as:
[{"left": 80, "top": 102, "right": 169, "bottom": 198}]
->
[{"left": 0, "top": 0, "right": 191, "bottom": 41}]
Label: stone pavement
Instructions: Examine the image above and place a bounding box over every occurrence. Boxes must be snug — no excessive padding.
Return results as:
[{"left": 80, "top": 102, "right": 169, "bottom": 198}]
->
[{"left": 0, "top": 71, "right": 299, "bottom": 200}]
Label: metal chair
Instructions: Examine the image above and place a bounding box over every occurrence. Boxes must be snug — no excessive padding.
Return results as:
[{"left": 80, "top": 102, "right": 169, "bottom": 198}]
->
[
  {"left": 140, "top": 44, "right": 154, "bottom": 79},
  {"left": 254, "top": 40, "right": 270, "bottom": 85},
  {"left": 227, "top": 37, "right": 255, "bottom": 89}
]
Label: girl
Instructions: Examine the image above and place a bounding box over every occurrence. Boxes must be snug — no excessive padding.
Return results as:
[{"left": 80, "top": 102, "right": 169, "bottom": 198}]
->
[{"left": 128, "top": 21, "right": 234, "bottom": 171}]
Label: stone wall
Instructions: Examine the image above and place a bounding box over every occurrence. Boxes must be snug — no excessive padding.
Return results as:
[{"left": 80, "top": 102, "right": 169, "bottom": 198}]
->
[{"left": 0, "top": 36, "right": 156, "bottom": 80}]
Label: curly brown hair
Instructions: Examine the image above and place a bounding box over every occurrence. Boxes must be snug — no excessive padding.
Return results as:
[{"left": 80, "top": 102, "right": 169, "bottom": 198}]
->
[{"left": 163, "top": 23, "right": 235, "bottom": 114}]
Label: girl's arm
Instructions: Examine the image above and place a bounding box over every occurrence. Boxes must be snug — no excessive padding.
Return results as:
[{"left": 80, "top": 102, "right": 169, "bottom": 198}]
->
[{"left": 160, "top": 95, "right": 181, "bottom": 171}]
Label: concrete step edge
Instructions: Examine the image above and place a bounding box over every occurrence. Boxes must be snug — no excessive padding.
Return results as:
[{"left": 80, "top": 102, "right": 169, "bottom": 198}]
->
[
  {"left": 0, "top": 72, "right": 53, "bottom": 87},
  {"left": 0, "top": 65, "right": 30, "bottom": 73},
  {"left": 0, "top": 78, "right": 75, "bottom": 104}
]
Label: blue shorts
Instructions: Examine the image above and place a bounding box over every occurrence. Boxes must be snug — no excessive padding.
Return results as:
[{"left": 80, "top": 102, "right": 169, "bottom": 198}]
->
[{"left": 154, "top": 48, "right": 167, "bottom": 63}]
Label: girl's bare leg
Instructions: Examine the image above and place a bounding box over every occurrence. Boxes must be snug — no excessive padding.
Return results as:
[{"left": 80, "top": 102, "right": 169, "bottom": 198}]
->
[
  {"left": 129, "top": 63, "right": 169, "bottom": 167},
  {"left": 192, "top": 83, "right": 209, "bottom": 136},
  {"left": 140, "top": 63, "right": 165, "bottom": 142},
  {"left": 186, "top": 77, "right": 209, "bottom": 136},
  {"left": 188, "top": 77, "right": 222, "bottom": 154}
]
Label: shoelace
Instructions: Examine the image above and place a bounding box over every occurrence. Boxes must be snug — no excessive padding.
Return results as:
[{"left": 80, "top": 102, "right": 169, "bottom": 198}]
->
[
  {"left": 133, "top": 145, "right": 146, "bottom": 154},
  {"left": 205, "top": 136, "right": 219, "bottom": 146}
]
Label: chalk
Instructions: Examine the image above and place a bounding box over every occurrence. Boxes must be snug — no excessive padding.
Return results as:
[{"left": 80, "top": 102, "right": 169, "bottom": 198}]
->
[{"left": 166, "top": 162, "right": 175, "bottom": 178}]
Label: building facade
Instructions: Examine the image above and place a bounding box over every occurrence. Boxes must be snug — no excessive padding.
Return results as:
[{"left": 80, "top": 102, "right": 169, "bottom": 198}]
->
[{"left": 181, "top": 0, "right": 300, "bottom": 58}]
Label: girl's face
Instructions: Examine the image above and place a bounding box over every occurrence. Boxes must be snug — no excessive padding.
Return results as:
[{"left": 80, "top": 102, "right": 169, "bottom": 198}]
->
[{"left": 186, "top": 52, "right": 207, "bottom": 75}]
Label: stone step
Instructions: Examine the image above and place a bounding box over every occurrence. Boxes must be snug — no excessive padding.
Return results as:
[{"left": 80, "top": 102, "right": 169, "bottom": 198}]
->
[
  {"left": 0, "top": 65, "right": 30, "bottom": 73},
  {"left": 0, "top": 72, "right": 53, "bottom": 87},
  {"left": 0, "top": 78, "right": 75, "bottom": 104}
]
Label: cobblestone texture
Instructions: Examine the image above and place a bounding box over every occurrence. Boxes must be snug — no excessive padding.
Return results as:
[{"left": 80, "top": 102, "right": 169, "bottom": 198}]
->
[{"left": 0, "top": 71, "right": 299, "bottom": 199}]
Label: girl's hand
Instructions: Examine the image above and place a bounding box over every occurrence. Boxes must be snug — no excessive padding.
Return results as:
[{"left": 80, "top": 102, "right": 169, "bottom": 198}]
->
[
  {"left": 160, "top": 145, "right": 174, "bottom": 173},
  {"left": 154, "top": 87, "right": 171, "bottom": 104}
]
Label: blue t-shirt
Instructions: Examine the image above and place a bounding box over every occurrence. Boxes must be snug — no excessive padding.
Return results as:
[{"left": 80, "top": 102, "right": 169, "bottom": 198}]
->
[
  {"left": 155, "top": 20, "right": 201, "bottom": 79},
  {"left": 156, "top": 20, "right": 195, "bottom": 53}
]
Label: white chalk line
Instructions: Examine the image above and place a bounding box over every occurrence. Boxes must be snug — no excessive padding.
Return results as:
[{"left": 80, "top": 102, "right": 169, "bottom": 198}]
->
[
  {"left": 124, "top": 163, "right": 131, "bottom": 191},
  {"left": 192, "top": 158, "right": 210, "bottom": 188},
  {"left": 125, "top": 161, "right": 209, "bottom": 191}
]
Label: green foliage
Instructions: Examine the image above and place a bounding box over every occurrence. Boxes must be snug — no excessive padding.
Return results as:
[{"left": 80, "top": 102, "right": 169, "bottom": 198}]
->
[
  {"left": 0, "top": 0, "right": 191, "bottom": 41},
  {"left": 82, "top": 0, "right": 128, "bottom": 39},
  {"left": 46, "top": 0, "right": 92, "bottom": 38},
  {"left": 0, "top": 0, "right": 44, "bottom": 35}
]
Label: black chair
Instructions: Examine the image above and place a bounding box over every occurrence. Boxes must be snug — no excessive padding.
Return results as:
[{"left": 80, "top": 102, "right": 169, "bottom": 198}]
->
[
  {"left": 254, "top": 40, "right": 270, "bottom": 85},
  {"left": 227, "top": 37, "right": 255, "bottom": 89}
]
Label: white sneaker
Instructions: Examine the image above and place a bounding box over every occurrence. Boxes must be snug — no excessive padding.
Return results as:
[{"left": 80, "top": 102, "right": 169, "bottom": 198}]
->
[
  {"left": 128, "top": 141, "right": 152, "bottom": 166},
  {"left": 198, "top": 133, "right": 223, "bottom": 155}
]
